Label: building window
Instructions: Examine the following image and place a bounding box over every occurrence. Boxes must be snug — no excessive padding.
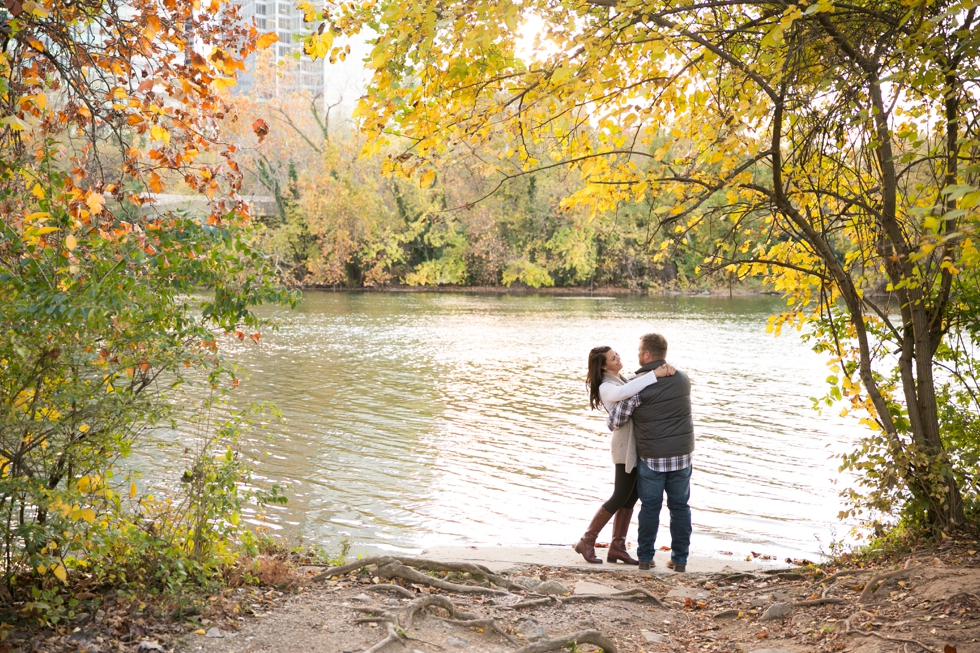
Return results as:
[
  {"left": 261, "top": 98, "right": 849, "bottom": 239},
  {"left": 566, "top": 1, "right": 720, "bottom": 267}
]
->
[
  {"left": 255, "top": 3, "right": 266, "bottom": 14},
  {"left": 278, "top": 3, "right": 289, "bottom": 14}
]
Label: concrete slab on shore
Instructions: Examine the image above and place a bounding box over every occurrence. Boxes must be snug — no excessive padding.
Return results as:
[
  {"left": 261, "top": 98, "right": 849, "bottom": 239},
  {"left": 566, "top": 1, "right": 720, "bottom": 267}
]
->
[{"left": 414, "top": 545, "right": 777, "bottom": 575}]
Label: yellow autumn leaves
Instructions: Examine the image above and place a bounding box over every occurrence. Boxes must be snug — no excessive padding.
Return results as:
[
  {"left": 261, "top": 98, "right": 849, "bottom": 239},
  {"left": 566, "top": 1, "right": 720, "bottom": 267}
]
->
[{"left": 34, "top": 476, "right": 140, "bottom": 581}]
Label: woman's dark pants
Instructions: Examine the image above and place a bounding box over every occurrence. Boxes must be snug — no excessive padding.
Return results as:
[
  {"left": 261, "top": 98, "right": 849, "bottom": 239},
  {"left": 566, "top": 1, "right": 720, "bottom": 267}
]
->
[{"left": 602, "top": 463, "right": 639, "bottom": 513}]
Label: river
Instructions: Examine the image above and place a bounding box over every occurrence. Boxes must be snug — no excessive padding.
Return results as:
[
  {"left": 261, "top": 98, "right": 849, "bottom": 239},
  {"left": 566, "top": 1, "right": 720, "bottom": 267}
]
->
[{"left": 213, "top": 291, "right": 862, "bottom": 562}]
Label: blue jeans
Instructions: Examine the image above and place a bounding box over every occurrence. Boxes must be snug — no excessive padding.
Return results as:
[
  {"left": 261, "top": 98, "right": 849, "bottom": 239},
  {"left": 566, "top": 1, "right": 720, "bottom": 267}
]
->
[{"left": 636, "top": 460, "right": 692, "bottom": 565}]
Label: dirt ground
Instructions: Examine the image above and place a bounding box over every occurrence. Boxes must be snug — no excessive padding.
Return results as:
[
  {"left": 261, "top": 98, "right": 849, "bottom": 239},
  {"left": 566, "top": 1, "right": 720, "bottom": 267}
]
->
[
  {"left": 8, "top": 538, "right": 976, "bottom": 652},
  {"left": 175, "top": 541, "right": 979, "bottom": 653}
]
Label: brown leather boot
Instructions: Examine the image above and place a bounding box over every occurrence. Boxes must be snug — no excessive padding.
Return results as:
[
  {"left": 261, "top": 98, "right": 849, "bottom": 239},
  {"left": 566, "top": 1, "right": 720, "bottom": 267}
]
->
[
  {"left": 607, "top": 508, "right": 639, "bottom": 564},
  {"left": 573, "top": 507, "right": 614, "bottom": 563}
]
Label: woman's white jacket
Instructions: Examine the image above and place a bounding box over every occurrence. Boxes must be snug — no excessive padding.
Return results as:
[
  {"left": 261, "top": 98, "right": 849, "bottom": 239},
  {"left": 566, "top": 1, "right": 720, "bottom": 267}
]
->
[{"left": 598, "top": 371, "right": 658, "bottom": 473}]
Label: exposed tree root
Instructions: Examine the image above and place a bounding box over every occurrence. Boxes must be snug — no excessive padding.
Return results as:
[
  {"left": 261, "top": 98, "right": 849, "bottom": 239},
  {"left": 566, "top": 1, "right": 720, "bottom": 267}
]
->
[
  {"left": 507, "top": 587, "right": 666, "bottom": 610},
  {"left": 435, "top": 617, "right": 520, "bottom": 646},
  {"left": 363, "top": 623, "right": 406, "bottom": 653},
  {"left": 715, "top": 572, "right": 757, "bottom": 583},
  {"left": 943, "top": 591, "right": 980, "bottom": 605},
  {"left": 565, "top": 587, "right": 667, "bottom": 608},
  {"left": 820, "top": 581, "right": 839, "bottom": 599},
  {"left": 805, "top": 568, "right": 875, "bottom": 592},
  {"left": 348, "top": 596, "right": 472, "bottom": 652},
  {"left": 311, "top": 555, "right": 523, "bottom": 590},
  {"left": 405, "top": 596, "right": 520, "bottom": 646},
  {"left": 839, "top": 610, "right": 875, "bottom": 634},
  {"left": 508, "top": 597, "right": 555, "bottom": 609},
  {"left": 354, "top": 588, "right": 519, "bottom": 648},
  {"left": 349, "top": 605, "right": 396, "bottom": 624},
  {"left": 378, "top": 562, "right": 511, "bottom": 595},
  {"left": 403, "top": 595, "right": 472, "bottom": 629},
  {"left": 513, "top": 630, "right": 618, "bottom": 653},
  {"left": 366, "top": 584, "right": 417, "bottom": 599},
  {"left": 311, "top": 555, "right": 394, "bottom": 578},
  {"left": 858, "top": 567, "right": 918, "bottom": 603},
  {"left": 793, "top": 597, "right": 847, "bottom": 606},
  {"left": 847, "top": 630, "right": 934, "bottom": 651}
]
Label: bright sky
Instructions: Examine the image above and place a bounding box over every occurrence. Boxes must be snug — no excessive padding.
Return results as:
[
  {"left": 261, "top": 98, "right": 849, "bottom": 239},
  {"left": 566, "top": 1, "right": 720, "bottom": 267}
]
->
[{"left": 322, "top": 14, "right": 548, "bottom": 119}]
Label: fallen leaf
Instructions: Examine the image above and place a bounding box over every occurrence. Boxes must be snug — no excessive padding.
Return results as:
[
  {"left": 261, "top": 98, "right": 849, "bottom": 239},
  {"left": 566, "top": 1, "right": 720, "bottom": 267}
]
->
[{"left": 194, "top": 629, "right": 206, "bottom": 635}]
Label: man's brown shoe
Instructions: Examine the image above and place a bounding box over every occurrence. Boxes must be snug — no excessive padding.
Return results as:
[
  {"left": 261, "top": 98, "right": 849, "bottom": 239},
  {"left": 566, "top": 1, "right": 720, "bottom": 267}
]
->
[
  {"left": 666, "top": 560, "right": 686, "bottom": 572},
  {"left": 638, "top": 561, "right": 654, "bottom": 570}
]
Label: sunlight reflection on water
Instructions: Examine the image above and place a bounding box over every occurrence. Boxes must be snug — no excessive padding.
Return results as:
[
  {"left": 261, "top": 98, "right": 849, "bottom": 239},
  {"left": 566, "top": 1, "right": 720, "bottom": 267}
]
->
[{"left": 200, "top": 292, "right": 861, "bottom": 560}]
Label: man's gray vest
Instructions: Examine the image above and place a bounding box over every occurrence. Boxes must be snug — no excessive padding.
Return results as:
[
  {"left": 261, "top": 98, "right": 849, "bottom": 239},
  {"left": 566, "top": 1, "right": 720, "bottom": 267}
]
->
[{"left": 632, "top": 360, "right": 695, "bottom": 459}]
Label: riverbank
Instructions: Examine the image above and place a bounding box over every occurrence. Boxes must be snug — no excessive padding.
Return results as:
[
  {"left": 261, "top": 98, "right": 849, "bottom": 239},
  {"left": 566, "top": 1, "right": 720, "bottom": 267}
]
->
[
  {"left": 182, "top": 536, "right": 978, "bottom": 653},
  {"left": 14, "top": 536, "right": 977, "bottom": 653},
  {"left": 300, "top": 283, "right": 773, "bottom": 296}
]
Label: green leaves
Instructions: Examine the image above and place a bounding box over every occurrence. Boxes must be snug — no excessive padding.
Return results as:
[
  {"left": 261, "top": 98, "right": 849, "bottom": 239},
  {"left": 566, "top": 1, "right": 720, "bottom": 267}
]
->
[{"left": 1, "top": 119, "right": 293, "bottom": 615}]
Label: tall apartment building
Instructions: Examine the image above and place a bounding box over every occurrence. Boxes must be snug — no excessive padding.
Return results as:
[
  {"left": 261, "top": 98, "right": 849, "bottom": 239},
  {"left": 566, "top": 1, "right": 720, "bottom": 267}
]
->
[{"left": 236, "top": 1, "right": 327, "bottom": 98}]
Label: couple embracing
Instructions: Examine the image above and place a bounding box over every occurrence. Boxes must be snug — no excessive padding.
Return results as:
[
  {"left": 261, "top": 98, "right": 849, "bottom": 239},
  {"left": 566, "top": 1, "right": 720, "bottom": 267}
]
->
[{"left": 576, "top": 333, "right": 694, "bottom": 572}]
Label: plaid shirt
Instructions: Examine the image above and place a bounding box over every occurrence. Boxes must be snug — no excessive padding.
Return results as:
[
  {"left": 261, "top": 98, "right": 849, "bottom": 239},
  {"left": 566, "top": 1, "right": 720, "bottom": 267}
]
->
[{"left": 606, "top": 392, "right": 692, "bottom": 472}]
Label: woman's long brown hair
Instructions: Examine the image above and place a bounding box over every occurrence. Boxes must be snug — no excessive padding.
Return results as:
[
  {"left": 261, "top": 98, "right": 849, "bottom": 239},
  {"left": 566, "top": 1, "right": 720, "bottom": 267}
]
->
[{"left": 587, "top": 346, "right": 611, "bottom": 410}]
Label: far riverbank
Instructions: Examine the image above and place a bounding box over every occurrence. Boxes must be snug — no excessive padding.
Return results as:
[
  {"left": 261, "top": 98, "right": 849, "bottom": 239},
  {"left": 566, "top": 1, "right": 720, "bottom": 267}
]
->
[{"left": 295, "top": 283, "right": 774, "bottom": 296}]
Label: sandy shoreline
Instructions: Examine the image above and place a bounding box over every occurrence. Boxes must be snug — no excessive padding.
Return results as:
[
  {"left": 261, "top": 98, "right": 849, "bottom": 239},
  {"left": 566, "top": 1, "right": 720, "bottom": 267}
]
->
[{"left": 347, "top": 544, "right": 783, "bottom": 575}]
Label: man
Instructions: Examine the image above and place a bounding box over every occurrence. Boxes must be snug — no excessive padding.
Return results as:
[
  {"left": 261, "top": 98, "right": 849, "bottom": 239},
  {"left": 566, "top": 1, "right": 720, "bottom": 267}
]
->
[{"left": 607, "top": 333, "right": 694, "bottom": 572}]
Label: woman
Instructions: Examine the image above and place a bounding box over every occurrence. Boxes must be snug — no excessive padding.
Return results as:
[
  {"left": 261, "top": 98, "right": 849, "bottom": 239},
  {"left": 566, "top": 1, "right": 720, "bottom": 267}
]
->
[{"left": 574, "top": 346, "right": 675, "bottom": 564}]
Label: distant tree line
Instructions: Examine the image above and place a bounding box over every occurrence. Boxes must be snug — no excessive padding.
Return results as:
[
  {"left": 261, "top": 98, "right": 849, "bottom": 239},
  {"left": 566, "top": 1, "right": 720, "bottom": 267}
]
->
[{"left": 226, "top": 70, "right": 753, "bottom": 291}]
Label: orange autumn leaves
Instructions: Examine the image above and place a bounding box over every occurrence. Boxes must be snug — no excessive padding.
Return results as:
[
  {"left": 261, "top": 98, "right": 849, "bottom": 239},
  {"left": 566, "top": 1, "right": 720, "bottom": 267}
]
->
[{"left": 2, "top": 0, "right": 281, "bottom": 239}]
